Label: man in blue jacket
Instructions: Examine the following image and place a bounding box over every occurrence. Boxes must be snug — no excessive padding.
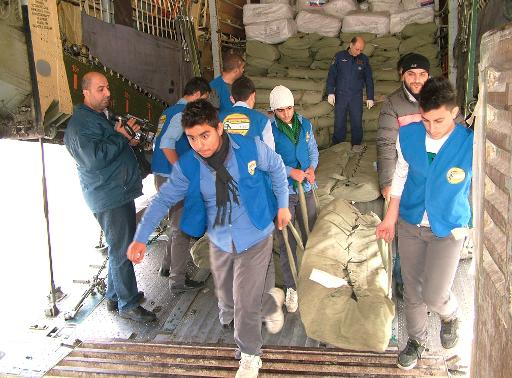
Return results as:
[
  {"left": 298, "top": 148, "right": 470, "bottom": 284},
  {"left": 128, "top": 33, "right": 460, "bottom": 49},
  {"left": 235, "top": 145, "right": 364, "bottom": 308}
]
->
[
  {"left": 376, "top": 77, "right": 472, "bottom": 370},
  {"left": 268, "top": 85, "right": 319, "bottom": 314},
  {"left": 219, "top": 76, "right": 274, "bottom": 150},
  {"left": 64, "top": 71, "right": 156, "bottom": 323},
  {"left": 326, "top": 36, "right": 374, "bottom": 151},
  {"left": 127, "top": 99, "right": 291, "bottom": 378},
  {"left": 152, "top": 77, "right": 210, "bottom": 293},
  {"left": 210, "top": 53, "right": 245, "bottom": 113}
]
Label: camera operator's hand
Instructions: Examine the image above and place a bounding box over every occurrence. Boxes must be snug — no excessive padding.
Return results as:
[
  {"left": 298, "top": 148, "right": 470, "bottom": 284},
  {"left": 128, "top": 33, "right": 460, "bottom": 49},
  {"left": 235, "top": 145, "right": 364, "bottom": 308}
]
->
[{"left": 115, "top": 118, "right": 140, "bottom": 145}]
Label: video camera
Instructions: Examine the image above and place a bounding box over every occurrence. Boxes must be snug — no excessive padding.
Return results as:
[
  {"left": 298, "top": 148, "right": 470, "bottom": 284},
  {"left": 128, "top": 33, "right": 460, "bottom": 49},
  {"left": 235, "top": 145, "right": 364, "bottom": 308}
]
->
[{"left": 115, "top": 114, "right": 156, "bottom": 151}]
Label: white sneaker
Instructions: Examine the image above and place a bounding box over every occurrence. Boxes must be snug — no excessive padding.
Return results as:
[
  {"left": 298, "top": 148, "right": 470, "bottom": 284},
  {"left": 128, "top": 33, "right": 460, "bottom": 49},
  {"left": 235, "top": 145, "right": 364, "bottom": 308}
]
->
[
  {"left": 285, "top": 288, "right": 298, "bottom": 313},
  {"left": 265, "top": 288, "right": 285, "bottom": 334},
  {"left": 235, "top": 353, "right": 262, "bottom": 378}
]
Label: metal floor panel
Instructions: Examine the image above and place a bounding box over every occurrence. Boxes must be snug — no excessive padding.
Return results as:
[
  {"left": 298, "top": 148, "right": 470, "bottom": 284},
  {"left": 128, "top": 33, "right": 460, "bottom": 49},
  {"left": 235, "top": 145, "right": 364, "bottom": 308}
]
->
[{"left": 46, "top": 341, "right": 448, "bottom": 377}]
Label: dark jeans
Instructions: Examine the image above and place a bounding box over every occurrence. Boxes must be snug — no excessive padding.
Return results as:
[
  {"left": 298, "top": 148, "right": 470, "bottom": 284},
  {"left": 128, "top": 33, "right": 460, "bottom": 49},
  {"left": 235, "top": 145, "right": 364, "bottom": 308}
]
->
[{"left": 94, "top": 201, "right": 140, "bottom": 311}]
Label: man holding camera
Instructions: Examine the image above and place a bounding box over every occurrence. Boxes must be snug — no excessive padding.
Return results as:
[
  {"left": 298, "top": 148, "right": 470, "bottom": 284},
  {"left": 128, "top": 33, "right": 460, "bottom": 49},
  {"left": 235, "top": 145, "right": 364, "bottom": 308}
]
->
[{"left": 64, "top": 71, "right": 157, "bottom": 323}]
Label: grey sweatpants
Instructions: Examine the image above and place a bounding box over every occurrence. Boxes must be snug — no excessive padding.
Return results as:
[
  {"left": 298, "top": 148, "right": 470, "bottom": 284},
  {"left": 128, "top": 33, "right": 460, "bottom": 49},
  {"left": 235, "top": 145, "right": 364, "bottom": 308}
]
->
[
  {"left": 277, "top": 190, "right": 317, "bottom": 289},
  {"left": 155, "top": 175, "right": 194, "bottom": 286},
  {"left": 209, "top": 234, "right": 279, "bottom": 356},
  {"left": 398, "top": 219, "right": 463, "bottom": 344}
]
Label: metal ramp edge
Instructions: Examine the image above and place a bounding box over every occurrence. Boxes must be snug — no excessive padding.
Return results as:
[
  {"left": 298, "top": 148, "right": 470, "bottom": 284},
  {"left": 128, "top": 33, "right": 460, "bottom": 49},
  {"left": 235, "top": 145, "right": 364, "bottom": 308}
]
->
[{"left": 45, "top": 339, "right": 448, "bottom": 377}]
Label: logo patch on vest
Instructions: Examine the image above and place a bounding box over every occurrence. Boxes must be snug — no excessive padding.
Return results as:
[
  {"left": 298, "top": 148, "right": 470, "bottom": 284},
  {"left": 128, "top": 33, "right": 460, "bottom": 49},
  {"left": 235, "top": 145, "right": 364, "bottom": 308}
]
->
[
  {"left": 248, "top": 160, "right": 257, "bottom": 175},
  {"left": 157, "top": 114, "right": 167, "bottom": 134},
  {"left": 305, "top": 131, "right": 310, "bottom": 142},
  {"left": 447, "top": 167, "right": 465, "bottom": 184},
  {"left": 223, "top": 113, "right": 251, "bottom": 136}
]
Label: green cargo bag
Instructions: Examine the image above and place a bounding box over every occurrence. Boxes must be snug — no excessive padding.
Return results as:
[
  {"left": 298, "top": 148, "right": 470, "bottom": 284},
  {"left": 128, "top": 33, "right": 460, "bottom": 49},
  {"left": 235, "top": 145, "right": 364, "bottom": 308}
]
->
[{"left": 298, "top": 198, "right": 395, "bottom": 352}]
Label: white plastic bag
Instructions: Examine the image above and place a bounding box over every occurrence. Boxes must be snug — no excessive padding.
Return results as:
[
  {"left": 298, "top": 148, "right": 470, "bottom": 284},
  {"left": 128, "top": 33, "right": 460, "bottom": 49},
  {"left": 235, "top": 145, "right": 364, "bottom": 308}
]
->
[
  {"left": 296, "top": 0, "right": 328, "bottom": 13},
  {"left": 389, "top": 6, "right": 434, "bottom": 34},
  {"left": 245, "top": 19, "right": 298, "bottom": 44},
  {"left": 296, "top": 11, "right": 342, "bottom": 38},
  {"left": 323, "top": 0, "right": 358, "bottom": 19},
  {"left": 243, "top": 4, "right": 294, "bottom": 25},
  {"left": 342, "top": 12, "right": 390, "bottom": 36}
]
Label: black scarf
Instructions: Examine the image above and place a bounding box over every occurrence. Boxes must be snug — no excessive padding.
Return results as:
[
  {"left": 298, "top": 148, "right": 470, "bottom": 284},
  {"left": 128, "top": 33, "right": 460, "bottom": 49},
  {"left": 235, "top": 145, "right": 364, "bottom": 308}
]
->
[{"left": 202, "top": 133, "right": 240, "bottom": 226}]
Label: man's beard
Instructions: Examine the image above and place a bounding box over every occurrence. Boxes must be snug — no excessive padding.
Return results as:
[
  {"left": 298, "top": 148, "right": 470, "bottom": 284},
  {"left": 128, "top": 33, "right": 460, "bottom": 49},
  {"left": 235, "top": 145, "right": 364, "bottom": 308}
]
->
[{"left": 404, "top": 82, "right": 421, "bottom": 100}]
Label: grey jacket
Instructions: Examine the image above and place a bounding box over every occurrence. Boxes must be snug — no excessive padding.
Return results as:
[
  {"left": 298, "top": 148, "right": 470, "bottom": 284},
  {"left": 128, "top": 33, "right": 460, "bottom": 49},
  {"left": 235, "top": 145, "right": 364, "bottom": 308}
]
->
[{"left": 376, "top": 85, "right": 421, "bottom": 190}]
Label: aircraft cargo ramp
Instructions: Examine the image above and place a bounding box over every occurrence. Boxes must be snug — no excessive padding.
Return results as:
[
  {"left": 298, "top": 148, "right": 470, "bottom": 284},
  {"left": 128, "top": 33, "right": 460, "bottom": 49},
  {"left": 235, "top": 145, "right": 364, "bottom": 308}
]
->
[{"left": 46, "top": 340, "right": 448, "bottom": 377}]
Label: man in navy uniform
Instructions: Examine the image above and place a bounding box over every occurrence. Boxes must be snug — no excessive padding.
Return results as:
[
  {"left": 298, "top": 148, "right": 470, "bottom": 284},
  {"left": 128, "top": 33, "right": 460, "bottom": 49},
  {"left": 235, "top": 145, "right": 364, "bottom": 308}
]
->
[
  {"left": 326, "top": 36, "right": 374, "bottom": 152},
  {"left": 219, "top": 76, "right": 274, "bottom": 150}
]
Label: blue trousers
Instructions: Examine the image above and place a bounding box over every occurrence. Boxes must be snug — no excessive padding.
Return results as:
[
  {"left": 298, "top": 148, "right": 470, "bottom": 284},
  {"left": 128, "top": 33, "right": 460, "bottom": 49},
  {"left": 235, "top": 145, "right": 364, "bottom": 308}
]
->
[
  {"left": 333, "top": 94, "right": 363, "bottom": 145},
  {"left": 94, "top": 201, "right": 140, "bottom": 311}
]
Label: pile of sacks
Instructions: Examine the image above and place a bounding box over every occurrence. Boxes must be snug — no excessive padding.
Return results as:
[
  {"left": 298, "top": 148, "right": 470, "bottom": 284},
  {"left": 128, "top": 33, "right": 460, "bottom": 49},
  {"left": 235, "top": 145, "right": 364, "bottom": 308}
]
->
[{"left": 243, "top": 1, "right": 440, "bottom": 150}]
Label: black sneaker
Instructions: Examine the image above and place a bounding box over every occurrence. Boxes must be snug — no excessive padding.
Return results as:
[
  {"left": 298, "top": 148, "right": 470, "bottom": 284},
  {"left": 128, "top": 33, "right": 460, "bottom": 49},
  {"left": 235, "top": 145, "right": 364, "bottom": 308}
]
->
[
  {"left": 106, "top": 291, "right": 144, "bottom": 312},
  {"left": 170, "top": 278, "right": 206, "bottom": 294},
  {"left": 119, "top": 305, "right": 157, "bottom": 323},
  {"left": 440, "top": 318, "right": 459, "bottom": 349},
  {"left": 397, "top": 339, "right": 425, "bottom": 370}
]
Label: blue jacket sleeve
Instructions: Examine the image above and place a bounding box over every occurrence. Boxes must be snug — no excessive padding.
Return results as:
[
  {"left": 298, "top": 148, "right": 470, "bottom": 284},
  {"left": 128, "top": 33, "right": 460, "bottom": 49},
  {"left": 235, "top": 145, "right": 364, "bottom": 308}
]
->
[
  {"left": 365, "top": 57, "right": 374, "bottom": 100},
  {"left": 326, "top": 54, "right": 338, "bottom": 95},
  {"left": 68, "top": 120, "right": 128, "bottom": 171},
  {"left": 308, "top": 125, "right": 319, "bottom": 170},
  {"left": 160, "top": 113, "right": 184, "bottom": 150},
  {"left": 133, "top": 163, "right": 190, "bottom": 242},
  {"left": 254, "top": 139, "right": 289, "bottom": 209}
]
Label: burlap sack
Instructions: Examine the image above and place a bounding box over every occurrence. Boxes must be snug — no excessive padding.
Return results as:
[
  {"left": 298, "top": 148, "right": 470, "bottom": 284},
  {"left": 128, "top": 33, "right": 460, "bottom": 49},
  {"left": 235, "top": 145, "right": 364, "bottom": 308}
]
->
[
  {"left": 299, "top": 101, "right": 333, "bottom": 118},
  {"left": 246, "top": 56, "right": 276, "bottom": 69},
  {"left": 279, "top": 55, "right": 314, "bottom": 68},
  {"left": 315, "top": 46, "right": 342, "bottom": 61},
  {"left": 245, "top": 65, "right": 268, "bottom": 76},
  {"left": 370, "top": 36, "right": 401, "bottom": 50},
  {"left": 310, "top": 60, "right": 332, "bottom": 70},
  {"left": 314, "top": 125, "right": 331, "bottom": 149},
  {"left": 243, "top": 3, "right": 294, "bottom": 25},
  {"left": 190, "top": 234, "right": 210, "bottom": 269},
  {"left": 389, "top": 6, "right": 434, "bottom": 34},
  {"left": 298, "top": 91, "right": 323, "bottom": 105},
  {"left": 342, "top": 12, "right": 390, "bottom": 36},
  {"left": 362, "top": 102, "right": 383, "bottom": 121},
  {"left": 372, "top": 48, "right": 400, "bottom": 59},
  {"left": 278, "top": 44, "right": 311, "bottom": 59},
  {"left": 267, "top": 62, "right": 289, "bottom": 76},
  {"left": 298, "top": 198, "right": 394, "bottom": 352},
  {"left": 281, "top": 32, "right": 323, "bottom": 50},
  {"left": 340, "top": 32, "right": 376, "bottom": 43},
  {"left": 401, "top": 21, "right": 437, "bottom": 38},
  {"left": 373, "top": 68, "right": 400, "bottom": 82},
  {"left": 246, "top": 40, "right": 280, "bottom": 60},
  {"left": 287, "top": 68, "right": 329, "bottom": 80},
  {"left": 250, "top": 76, "right": 326, "bottom": 91},
  {"left": 245, "top": 18, "right": 297, "bottom": 44},
  {"left": 399, "top": 35, "right": 435, "bottom": 54},
  {"left": 296, "top": 11, "right": 342, "bottom": 38},
  {"left": 313, "top": 37, "right": 341, "bottom": 50}
]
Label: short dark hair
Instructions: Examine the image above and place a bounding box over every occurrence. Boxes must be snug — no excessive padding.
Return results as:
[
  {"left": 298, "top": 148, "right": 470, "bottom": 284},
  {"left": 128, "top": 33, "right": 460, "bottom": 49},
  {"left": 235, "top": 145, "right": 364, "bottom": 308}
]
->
[
  {"left": 419, "top": 77, "right": 457, "bottom": 112},
  {"left": 181, "top": 99, "right": 219, "bottom": 129},
  {"left": 231, "top": 76, "right": 255, "bottom": 102},
  {"left": 223, "top": 53, "right": 245, "bottom": 73},
  {"left": 183, "top": 77, "right": 211, "bottom": 96}
]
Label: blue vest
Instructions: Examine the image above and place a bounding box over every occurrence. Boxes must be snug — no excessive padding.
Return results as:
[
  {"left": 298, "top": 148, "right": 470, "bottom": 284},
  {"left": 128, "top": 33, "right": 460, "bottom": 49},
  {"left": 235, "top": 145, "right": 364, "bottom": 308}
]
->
[
  {"left": 271, "top": 114, "right": 312, "bottom": 186},
  {"left": 399, "top": 122, "right": 473, "bottom": 237},
  {"left": 178, "top": 135, "right": 278, "bottom": 237},
  {"left": 210, "top": 76, "right": 232, "bottom": 113},
  {"left": 220, "top": 105, "right": 268, "bottom": 142},
  {"left": 152, "top": 103, "right": 186, "bottom": 175}
]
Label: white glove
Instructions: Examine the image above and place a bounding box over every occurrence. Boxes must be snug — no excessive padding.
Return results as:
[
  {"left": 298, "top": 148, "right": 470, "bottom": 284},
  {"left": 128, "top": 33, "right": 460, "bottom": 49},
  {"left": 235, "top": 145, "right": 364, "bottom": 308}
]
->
[
  {"left": 327, "top": 94, "right": 335, "bottom": 106},
  {"left": 366, "top": 100, "right": 374, "bottom": 109}
]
